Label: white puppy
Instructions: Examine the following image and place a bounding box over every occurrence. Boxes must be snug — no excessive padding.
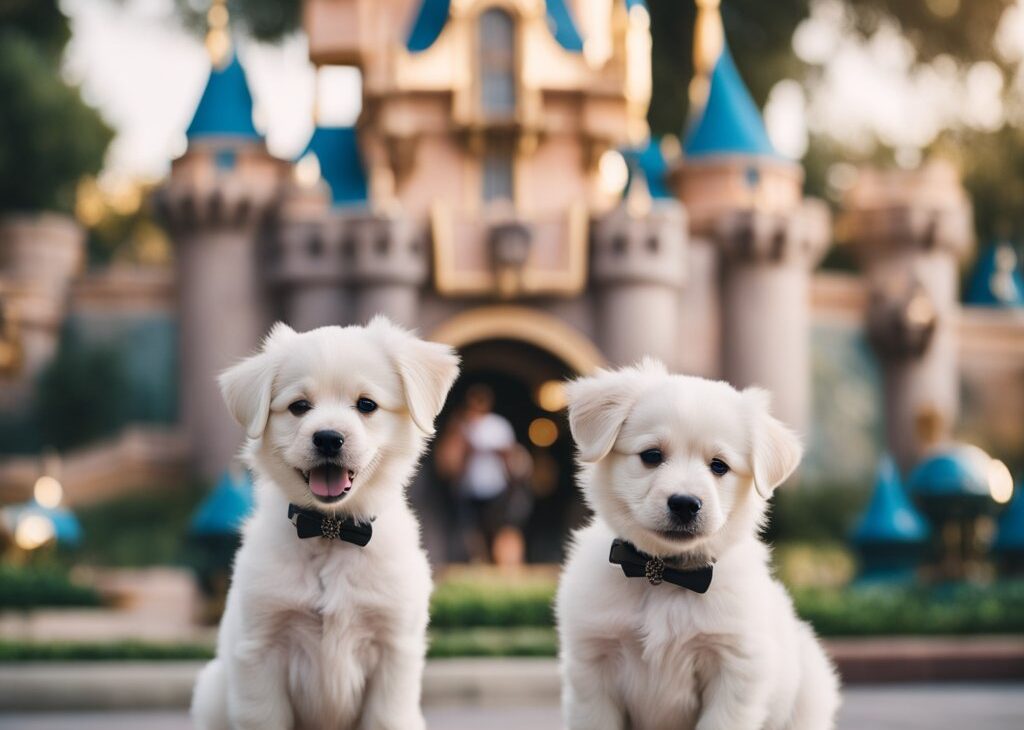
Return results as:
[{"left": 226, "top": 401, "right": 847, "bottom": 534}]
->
[
  {"left": 557, "top": 360, "right": 839, "bottom": 730},
  {"left": 191, "top": 317, "right": 459, "bottom": 730}
]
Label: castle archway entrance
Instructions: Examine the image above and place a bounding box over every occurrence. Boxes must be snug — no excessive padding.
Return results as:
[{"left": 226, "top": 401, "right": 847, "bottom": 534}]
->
[{"left": 417, "top": 307, "right": 605, "bottom": 564}]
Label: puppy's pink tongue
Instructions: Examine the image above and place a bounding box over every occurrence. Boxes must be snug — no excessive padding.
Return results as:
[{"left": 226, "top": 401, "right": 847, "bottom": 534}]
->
[{"left": 309, "top": 465, "right": 351, "bottom": 498}]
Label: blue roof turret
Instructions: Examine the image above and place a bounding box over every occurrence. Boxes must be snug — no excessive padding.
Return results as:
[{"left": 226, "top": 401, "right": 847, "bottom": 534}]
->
[
  {"left": 190, "top": 470, "right": 255, "bottom": 537},
  {"left": 405, "top": 0, "right": 585, "bottom": 54},
  {"left": 683, "top": 43, "right": 776, "bottom": 160},
  {"left": 545, "top": 0, "right": 584, "bottom": 52},
  {"left": 965, "top": 241, "right": 1024, "bottom": 308},
  {"left": 300, "top": 126, "right": 368, "bottom": 207},
  {"left": 622, "top": 139, "right": 673, "bottom": 200},
  {"left": 186, "top": 52, "right": 260, "bottom": 142}
]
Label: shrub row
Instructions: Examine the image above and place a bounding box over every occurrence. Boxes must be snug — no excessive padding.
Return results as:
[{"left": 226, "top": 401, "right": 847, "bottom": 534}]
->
[{"left": 0, "top": 565, "right": 101, "bottom": 610}]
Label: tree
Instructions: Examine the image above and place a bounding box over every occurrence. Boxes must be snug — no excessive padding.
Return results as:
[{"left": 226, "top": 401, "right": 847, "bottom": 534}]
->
[{"left": 0, "top": 0, "right": 113, "bottom": 214}]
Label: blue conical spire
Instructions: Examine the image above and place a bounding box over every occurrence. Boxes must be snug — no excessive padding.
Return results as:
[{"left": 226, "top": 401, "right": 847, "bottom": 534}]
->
[
  {"left": 621, "top": 138, "right": 672, "bottom": 200},
  {"left": 300, "top": 126, "right": 368, "bottom": 206},
  {"left": 683, "top": 42, "right": 776, "bottom": 159},
  {"left": 186, "top": 52, "right": 260, "bottom": 141},
  {"left": 853, "top": 455, "right": 930, "bottom": 546},
  {"left": 965, "top": 241, "right": 1024, "bottom": 308}
]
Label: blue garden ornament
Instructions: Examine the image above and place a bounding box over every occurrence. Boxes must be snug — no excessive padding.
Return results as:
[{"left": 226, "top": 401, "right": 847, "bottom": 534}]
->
[
  {"left": 852, "top": 455, "right": 930, "bottom": 583},
  {"left": 993, "top": 481, "right": 1024, "bottom": 575},
  {"left": 965, "top": 241, "right": 1024, "bottom": 308},
  {"left": 3, "top": 499, "right": 83, "bottom": 548},
  {"left": 190, "top": 469, "right": 255, "bottom": 537},
  {"left": 907, "top": 443, "right": 994, "bottom": 522}
]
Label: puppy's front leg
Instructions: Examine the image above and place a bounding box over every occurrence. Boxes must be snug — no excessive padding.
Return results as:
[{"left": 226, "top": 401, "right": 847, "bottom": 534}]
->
[
  {"left": 694, "top": 650, "right": 770, "bottom": 730},
  {"left": 359, "top": 644, "right": 426, "bottom": 730},
  {"left": 227, "top": 640, "right": 294, "bottom": 730},
  {"left": 563, "top": 657, "right": 627, "bottom": 730}
]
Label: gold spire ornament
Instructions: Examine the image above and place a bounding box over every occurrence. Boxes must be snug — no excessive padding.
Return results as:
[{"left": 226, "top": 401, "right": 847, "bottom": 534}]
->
[
  {"left": 690, "top": 0, "right": 724, "bottom": 113},
  {"left": 205, "top": 0, "right": 232, "bottom": 68}
]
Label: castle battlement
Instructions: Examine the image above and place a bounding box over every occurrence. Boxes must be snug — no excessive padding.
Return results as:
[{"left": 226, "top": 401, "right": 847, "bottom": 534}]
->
[{"left": 590, "top": 200, "right": 687, "bottom": 289}]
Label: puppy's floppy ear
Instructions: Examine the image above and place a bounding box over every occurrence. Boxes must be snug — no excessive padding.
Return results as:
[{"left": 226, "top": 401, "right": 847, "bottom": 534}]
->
[
  {"left": 742, "top": 387, "right": 803, "bottom": 499},
  {"left": 565, "top": 358, "right": 666, "bottom": 463},
  {"left": 219, "top": 322, "right": 297, "bottom": 439},
  {"left": 368, "top": 316, "right": 460, "bottom": 434}
]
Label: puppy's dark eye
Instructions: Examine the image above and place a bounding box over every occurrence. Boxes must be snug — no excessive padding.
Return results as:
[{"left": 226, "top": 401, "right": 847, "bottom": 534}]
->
[
  {"left": 288, "top": 400, "right": 312, "bottom": 416},
  {"left": 639, "top": 449, "right": 663, "bottom": 466},
  {"left": 709, "top": 458, "right": 730, "bottom": 476},
  {"left": 356, "top": 397, "right": 378, "bottom": 414}
]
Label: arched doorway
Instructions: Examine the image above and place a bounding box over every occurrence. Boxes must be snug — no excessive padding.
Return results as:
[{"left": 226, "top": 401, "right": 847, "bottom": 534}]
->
[{"left": 416, "top": 307, "right": 605, "bottom": 564}]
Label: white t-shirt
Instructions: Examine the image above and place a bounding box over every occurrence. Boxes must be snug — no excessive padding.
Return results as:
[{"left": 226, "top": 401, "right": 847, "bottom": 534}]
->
[{"left": 460, "top": 413, "right": 516, "bottom": 499}]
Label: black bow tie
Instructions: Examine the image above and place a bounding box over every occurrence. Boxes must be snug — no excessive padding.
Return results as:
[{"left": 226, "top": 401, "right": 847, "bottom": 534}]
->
[
  {"left": 609, "top": 539, "right": 713, "bottom": 594},
  {"left": 287, "top": 504, "right": 373, "bottom": 546}
]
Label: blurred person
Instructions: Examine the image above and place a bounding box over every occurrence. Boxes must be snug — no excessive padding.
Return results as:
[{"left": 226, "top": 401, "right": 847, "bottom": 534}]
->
[{"left": 436, "top": 384, "right": 532, "bottom": 565}]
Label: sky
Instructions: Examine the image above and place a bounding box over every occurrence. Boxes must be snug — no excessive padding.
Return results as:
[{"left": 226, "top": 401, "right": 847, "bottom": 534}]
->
[{"left": 61, "top": 0, "right": 1024, "bottom": 189}]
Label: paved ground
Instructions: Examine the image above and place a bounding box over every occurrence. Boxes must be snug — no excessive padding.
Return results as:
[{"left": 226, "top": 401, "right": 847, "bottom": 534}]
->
[{"left": 1, "top": 683, "right": 1022, "bottom": 729}]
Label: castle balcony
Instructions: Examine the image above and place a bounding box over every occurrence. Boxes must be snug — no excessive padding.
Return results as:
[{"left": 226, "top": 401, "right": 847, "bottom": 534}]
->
[{"left": 430, "top": 201, "right": 588, "bottom": 299}]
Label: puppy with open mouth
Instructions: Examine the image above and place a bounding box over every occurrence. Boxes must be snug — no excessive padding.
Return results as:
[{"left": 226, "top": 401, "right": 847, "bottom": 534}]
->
[
  {"left": 557, "top": 359, "right": 839, "bottom": 730},
  {"left": 191, "top": 317, "right": 459, "bottom": 730}
]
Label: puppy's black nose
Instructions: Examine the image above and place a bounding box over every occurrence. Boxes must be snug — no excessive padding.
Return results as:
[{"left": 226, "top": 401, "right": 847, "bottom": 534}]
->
[
  {"left": 667, "top": 494, "right": 702, "bottom": 524},
  {"left": 312, "top": 429, "right": 344, "bottom": 457}
]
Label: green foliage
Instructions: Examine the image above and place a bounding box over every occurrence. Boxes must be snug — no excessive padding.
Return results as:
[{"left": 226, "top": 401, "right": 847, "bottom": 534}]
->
[
  {"left": 0, "top": 0, "right": 71, "bottom": 56},
  {"left": 69, "top": 482, "right": 206, "bottom": 568},
  {"left": 795, "top": 581, "right": 1024, "bottom": 636},
  {"left": 0, "top": 639, "right": 213, "bottom": 662},
  {"left": 34, "top": 329, "right": 131, "bottom": 451},
  {"left": 175, "top": 0, "right": 301, "bottom": 42},
  {"left": 762, "top": 484, "right": 870, "bottom": 545},
  {"left": 431, "top": 577, "right": 556, "bottom": 629},
  {"left": 428, "top": 627, "right": 557, "bottom": 658},
  {"left": 0, "top": 8, "right": 113, "bottom": 214},
  {"left": 0, "top": 564, "right": 101, "bottom": 610}
]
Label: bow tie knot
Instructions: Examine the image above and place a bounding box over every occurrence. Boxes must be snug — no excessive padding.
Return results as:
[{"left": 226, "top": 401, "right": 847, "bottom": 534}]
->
[
  {"left": 287, "top": 504, "right": 373, "bottom": 546},
  {"left": 609, "top": 539, "right": 713, "bottom": 594}
]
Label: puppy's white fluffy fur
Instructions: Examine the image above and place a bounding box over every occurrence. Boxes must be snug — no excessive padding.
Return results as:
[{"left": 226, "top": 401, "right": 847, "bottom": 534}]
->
[
  {"left": 191, "top": 317, "right": 459, "bottom": 730},
  {"left": 557, "top": 360, "right": 839, "bottom": 730}
]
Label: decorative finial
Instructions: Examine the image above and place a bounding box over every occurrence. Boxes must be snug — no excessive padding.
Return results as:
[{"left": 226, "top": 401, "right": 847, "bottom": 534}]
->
[
  {"left": 690, "top": 0, "right": 724, "bottom": 113},
  {"left": 206, "top": 0, "right": 231, "bottom": 69}
]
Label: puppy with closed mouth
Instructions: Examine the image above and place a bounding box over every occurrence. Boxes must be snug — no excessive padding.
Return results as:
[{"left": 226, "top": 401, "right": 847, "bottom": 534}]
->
[
  {"left": 557, "top": 360, "right": 839, "bottom": 730},
  {"left": 191, "top": 317, "right": 459, "bottom": 730}
]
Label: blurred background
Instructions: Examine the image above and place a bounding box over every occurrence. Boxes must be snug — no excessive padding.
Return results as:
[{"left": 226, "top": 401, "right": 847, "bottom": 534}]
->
[{"left": 1, "top": 0, "right": 1024, "bottom": 725}]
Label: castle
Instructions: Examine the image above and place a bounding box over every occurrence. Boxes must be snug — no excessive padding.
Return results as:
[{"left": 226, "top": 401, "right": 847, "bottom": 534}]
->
[{"left": 2, "top": 0, "right": 1023, "bottom": 562}]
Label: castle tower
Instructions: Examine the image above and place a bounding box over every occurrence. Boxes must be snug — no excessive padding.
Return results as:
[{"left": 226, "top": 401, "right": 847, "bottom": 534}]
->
[
  {"left": 591, "top": 145, "right": 687, "bottom": 366},
  {"left": 157, "top": 47, "right": 284, "bottom": 479},
  {"left": 301, "top": 0, "right": 652, "bottom": 309},
  {"left": 841, "top": 162, "right": 973, "bottom": 471},
  {"left": 669, "top": 0, "right": 829, "bottom": 431}
]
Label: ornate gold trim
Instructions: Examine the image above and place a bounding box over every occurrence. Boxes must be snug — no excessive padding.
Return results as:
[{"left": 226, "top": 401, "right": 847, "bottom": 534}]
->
[
  {"left": 428, "top": 304, "right": 605, "bottom": 374},
  {"left": 430, "top": 200, "right": 589, "bottom": 297}
]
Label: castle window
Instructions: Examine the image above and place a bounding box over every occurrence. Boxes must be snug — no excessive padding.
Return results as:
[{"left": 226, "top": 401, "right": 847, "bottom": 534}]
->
[
  {"left": 479, "top": 8, "right": 516, "bottom": 118},
  {"left": 483, "top": 146, "right": 514, "bottom": 203}
]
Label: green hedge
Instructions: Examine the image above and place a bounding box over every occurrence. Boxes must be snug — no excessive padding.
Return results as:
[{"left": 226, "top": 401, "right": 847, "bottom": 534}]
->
[
  {"left": 430, "top": 578, "right": 556, "bottom": 629},
  {"left": 0, "top": 565, "right": 101, "bottom": 609},
  {"left": 794, "top": 582, "right": 1024, "bottom": 637},
  {"left": 0, "top": 639, "right": 213, "bottom": 662}
]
